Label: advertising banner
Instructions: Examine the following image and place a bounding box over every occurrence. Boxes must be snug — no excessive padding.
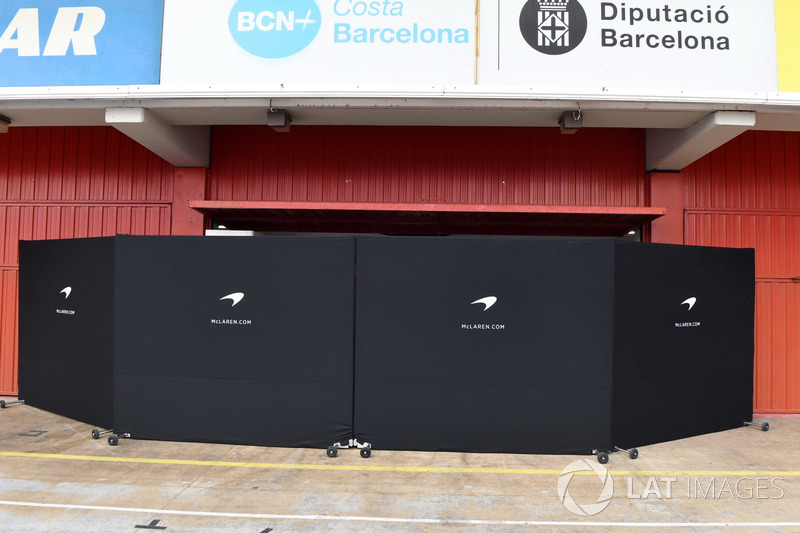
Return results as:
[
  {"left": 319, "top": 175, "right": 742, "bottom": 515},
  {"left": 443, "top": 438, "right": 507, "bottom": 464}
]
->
[
  {"left": 0, "top": 0, "right": 791, "bottom": 101},
  {"left": 480, "top": 0, "right": 778, "bottom": 93},
  {"left": 160, "top": 0, "right": 476, "bottom": 86},
  {"left": 159, "top": 0, "right": 778, "bottom": 94},
  {"left": 0, "top": 0, "right": 163, "bottom": 87}
]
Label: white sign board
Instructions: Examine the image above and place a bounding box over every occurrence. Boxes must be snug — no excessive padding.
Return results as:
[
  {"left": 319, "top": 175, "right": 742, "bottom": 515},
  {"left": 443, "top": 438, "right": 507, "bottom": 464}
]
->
[
  {"left": 160, "top": 0, "right": 476, "bottom": 86},
  {"left": 160, "top": 0, "right": 778, "bottom": 96},
  {"left": 478, "top": 0, "right": 778, "bottom": 93}
]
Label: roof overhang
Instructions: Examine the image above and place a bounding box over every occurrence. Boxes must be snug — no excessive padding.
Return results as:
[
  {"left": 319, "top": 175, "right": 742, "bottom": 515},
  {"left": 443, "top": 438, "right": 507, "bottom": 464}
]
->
[
  {"left": 190, "top": 201, "right": 666, "bottom": 237},
  {"left": 6, "top": 91, "right": 800, "bottom": 170},
  {"left": 646, "top": 111, "right": 757, "bottom": 171}
]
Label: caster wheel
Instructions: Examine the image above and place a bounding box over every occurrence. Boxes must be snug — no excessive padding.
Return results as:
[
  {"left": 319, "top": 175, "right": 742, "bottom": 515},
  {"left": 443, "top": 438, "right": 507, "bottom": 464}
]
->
[
  {"left": 91, "top": 429, "right": 100, "bottom": 439},
  {"left": 108, "top": 435, "right": 119, "bottom": 446},
  {"left": 762, "top": 422, "right": 770, "bottom": 432},
  {"left": 360, "top": 447, "right": 372, "bottom": 458},
  {"left": 0, "top": 400, "right": 5, "bottom": 408},
  {"left": 326, "top": 446, "right": 338, "bottom": 458},
  {"left": 597, "top": 452, "right": 609, "bottom": 464},
  {"left": 629, "top": 448, "right": 639, "bottom": 460}
]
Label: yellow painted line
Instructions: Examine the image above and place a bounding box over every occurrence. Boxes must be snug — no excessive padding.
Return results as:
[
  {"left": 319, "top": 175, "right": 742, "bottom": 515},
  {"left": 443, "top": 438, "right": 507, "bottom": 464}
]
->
[
  {"left": 606, "top": 471, "right": 800, "bottom": 477},
  {"left": 1, "top": 451, "right": 799, "bottom": 477},
  {"left": 4, "top": 451, "right": 558, "bottom": 474}
]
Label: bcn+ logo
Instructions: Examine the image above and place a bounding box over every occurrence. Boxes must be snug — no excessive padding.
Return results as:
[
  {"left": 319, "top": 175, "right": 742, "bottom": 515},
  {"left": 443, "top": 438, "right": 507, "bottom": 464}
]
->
[{"left": 229, "top": 0, "right": 321, "bottom": 59}]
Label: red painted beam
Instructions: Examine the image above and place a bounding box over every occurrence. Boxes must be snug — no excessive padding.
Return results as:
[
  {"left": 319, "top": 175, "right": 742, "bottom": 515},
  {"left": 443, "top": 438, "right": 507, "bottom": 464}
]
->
[{"left": 190, "top": 200, "right": 666, "bottom": 217}]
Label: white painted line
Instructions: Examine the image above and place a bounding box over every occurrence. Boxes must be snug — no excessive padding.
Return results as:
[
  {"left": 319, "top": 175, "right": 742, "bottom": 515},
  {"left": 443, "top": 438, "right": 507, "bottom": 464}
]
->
[{"left": 0, "top": 500, "right": 799, "bottom": 528}]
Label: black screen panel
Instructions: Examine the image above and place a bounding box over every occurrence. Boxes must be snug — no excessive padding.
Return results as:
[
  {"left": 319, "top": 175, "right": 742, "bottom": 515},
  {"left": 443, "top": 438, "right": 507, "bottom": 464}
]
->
[
  {"left": 113, "top": 236, "right": 355, "bottom": 448},
  {"left": 354, "top": 237, "right": 615, "bottom": 454},
  {"left": 612, "top": 242, "right": 755, "bottom": 448},
  {"left": 17, "top": 235, "right": 755, "bottom": 455},
  {"left": 18, "top": 238, "right": 115, "bottom": 428}
]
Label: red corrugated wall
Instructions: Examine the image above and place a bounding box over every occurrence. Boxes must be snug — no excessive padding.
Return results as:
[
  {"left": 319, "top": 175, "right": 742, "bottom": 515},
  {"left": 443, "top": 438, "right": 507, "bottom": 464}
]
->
[
  {"left": 3, "top": 124, "right": 648, "bottom": 396},
  {"left": 209, "top": 126, "right": 647, "bottom": 206},
  {"left": 7, "top": 124, "right": 795, "bottom": 411},
  {"left": 0, "top": 127, "right": 174, "bottom": 395},
  {"left": 683, "top": 131, "right": 800, "bottom": 413}
]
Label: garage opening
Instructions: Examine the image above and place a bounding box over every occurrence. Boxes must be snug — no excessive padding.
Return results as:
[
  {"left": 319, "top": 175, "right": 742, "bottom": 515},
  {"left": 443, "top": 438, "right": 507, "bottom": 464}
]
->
[{"left": 190, "top": 200, "right": 666, "bottom": 238}]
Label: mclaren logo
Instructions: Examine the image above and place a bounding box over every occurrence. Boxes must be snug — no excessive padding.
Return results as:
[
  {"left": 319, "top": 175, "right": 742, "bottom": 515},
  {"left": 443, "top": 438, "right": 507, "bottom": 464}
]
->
[
  {"left": 212, "top": 292, "right": 252, "bottom": 325},
  {"left": 463, "top": 296, "right": 505, "bottom": 330},
  {"left": 220, "top": 292, "right": 245, "bottom": 307},
  {"left": 676, "top": 296, "right": 700, "bottom": 328},
  {"left": 56, "top": 286, "right": 75, "bottom": 315},
  {"left": 471, "top": 296, "right": 498, "bottom": 312}
]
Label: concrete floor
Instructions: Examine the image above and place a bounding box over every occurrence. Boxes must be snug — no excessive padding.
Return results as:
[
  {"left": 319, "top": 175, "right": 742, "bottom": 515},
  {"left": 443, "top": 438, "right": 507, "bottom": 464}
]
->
[{"left": 0, "top": 400, "right": 798, "bottom": 532}]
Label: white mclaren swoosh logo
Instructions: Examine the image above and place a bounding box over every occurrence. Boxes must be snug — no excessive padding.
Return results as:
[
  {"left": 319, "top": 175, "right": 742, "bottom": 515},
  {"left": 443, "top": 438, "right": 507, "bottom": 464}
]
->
[
  {"left": 220, "top": 292, "right": 245, "bottom": 307},
  {"left": 61, "top": 287, "right": 72, "bottom": 299},
  {"left": 471, "top": 296, "right": 498, "bottom": 312},
  {"left": 682, "top": 297, "right": 697, "bottom": 311}
]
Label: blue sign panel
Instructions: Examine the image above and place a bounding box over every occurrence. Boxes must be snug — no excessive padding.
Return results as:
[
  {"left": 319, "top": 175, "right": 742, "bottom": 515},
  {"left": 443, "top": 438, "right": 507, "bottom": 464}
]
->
[{"left": 0, "top": 0, "right": 163, "bottom": 87}]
